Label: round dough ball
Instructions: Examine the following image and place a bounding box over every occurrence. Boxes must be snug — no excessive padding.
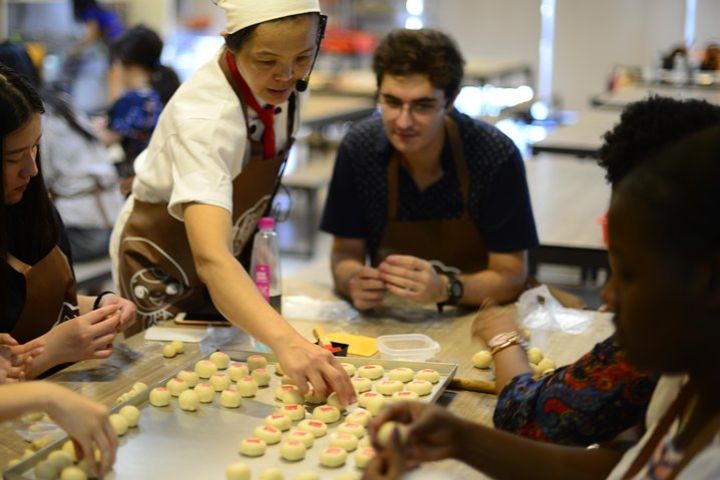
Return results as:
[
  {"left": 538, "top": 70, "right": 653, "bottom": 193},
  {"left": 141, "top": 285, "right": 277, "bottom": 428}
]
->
[
  {"left": 239, "top": 437, "right": 267, "bottom": 457},
  {"left": 312, "top": 405, "right": 341, "bottom": 423},
  {"left": 298, "top": 419, "right": 328, "bottom": 437},
  {"left": 251, "top": 367, "right": 271, "bottom": 387},
  {"left": 351, "top": 377, "right": 372, "bottom": 393},
  {"left": 537, "top": 358, "right": 556, "bottom": 374},
  {"left": 359, "top": 436, "right": 371, "bottom": 448},
  {"left": 358, "top": 391, "right": 382, "bottom": 408},
  {"left": 405, "top": 380, "right": 433, "bottom": 396},
  {"left": 357, "top": 364, "right": 384, "bottom": 380},
  {"left": 225, "top": 462, "right": 251, "bottom": 480},
  {"left": 472, "top": 350, "right": 493, "bottom": 369},
  {"left": 275, "top": 362, "right": 285, "bottom": 376},
  {"left": 527, "top": 347, "right": 544, "bottom": 365},
  {"left": 254, "top": 424, "right": 282, "bottom": 444},
  {"left": 115, "top": 392, "right": 130, "bottom": 404},
  {"left": 61, "top": 440, "right": 77, "bottom": 461},
  {"left": 319, "top": 446, "right": 347, "bottom": 468},
  {"left": 35, "top": 459, "right": 59, "bottom": 480},
  {"left": 177, "top": 369, "right": 199, "bottom": 387},
  {"left": 346, "top": 408, "right": 372, "bottom": 426},
  {"left": 170, "top": 340, "right": 184, "bottom": 354},
  {"left": 47, "top": 450, "right": 74, "bottom": 470},
  {"left": 279, "top": 389, "right": 304, "bottom": 405},
  {"left": 210, "top": 351, "right": 230, "bottom": 369},
  {"left": 377, "top": 421, "right": 409, "bottom": 448},
  {"left": 162, "top": 344, "right": 177, "bottom": 358},
  {"left": 284, "top": 429, "right": 314, "bottom": 448},
  {"left": 281, "top": 375, "right": 296, "bottom": 385},
  {"left": 304, "top": 389, "right": 327, "bottom": 404},
  {"left": 279, "top": 403, "right": 306, "bottom": 421},
  {"left": 32, "top": 434, "right": 54, "bottom": 450},
  {"left": 329, "top": 432, "right": 359, "bottom": 451},
  {"left": 340, "top": 362, "right": 356, "bottom": 376},
  {"left": 237, "top": 376, "right": 258, "bottom": 397},
  {"left": 119, "top": 405, "right": 140, "bottom": 427},
  {"left": 221, "top": 388, "right": 242, "bottom": 408},
  {"left": 392, "top": 390, "right": 420, "bottom": 402},
  {"left": 179, "top": 389, "right": 200, "bottom": 412},
  {"left": 265, "top": 413, "right": 292, "bottom": 431},
  {"left": 109, "top": 413, "right": 129, "bottom": 436},
  {"left": 414, "top": 368, "right": 440, "bottom": 384},
  {"left": 326, "top": 392, "right": 347, "bottom": 411},
  {"left": 210, "top": 373, "right": 231, "bottom": 392},
  {"left": 376, "top": 379, "right": 404, "bottom": 396},
  {"left": 364, "top": 395, "right": 387, "bottom": 416},
  {"left": 60, "top": 466, "right": 87, "bottom": 480},
  {"left": 195, "top": 382, "right": 215, "bottom": 403},
  {"left": 275, "top": 384, "right": 299, "bottom": 400},
  {"left": 259, "top": 468, "right": 283, "bottom": 480},
  {"left": 388, "top": 367, "right": 414, "bottom": 383},
  {"left": 228, "top": 363, "right": 250, "bottom": 382},
  {"left": 354, "top": 447, "right": 376, "bottom": 469},
  {"left": 338, "top": 421, "right": 365, "bottom": 438},
  {"left": 293, "top": 472, "right": 319, "bottom": 480},
  {"left": 194, "top": 360, "right": 218, "bottom": 379},
  {"left": 132, "top": 382, "right": 148, "bottom": 393},
  {"left": 280, "top": 439, "right": 307, "bottom": 461},
  {"left": 247, "top": 354, "right": 268, "bottom": 371},
  {"left": 167, "top": 377, "right": 189, "bottom": 397}
]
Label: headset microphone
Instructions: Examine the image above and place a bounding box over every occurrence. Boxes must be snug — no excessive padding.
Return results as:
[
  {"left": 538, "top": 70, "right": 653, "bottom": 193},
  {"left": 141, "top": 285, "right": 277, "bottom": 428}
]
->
[{"left": 295, "top": 14, "right": 327, "bottom": 93}]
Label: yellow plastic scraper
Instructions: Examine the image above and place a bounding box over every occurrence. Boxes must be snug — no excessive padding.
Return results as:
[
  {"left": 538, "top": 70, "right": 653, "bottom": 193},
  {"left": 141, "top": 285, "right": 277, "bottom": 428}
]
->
[{"left": 325, "top": 332, "right": 378, "bottom": 357}]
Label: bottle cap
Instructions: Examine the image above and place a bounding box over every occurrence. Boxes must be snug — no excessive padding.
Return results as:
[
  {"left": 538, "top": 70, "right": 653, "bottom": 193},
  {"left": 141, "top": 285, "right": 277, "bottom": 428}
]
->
[{"left": 258, "top": 217, "right": 275, "bottom": 230}]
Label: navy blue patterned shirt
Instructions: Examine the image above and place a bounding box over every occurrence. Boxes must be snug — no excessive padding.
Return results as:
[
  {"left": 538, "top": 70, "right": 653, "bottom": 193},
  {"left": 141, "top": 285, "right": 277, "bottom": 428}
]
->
[{"left": 320, "top": 109, "right": 539, "bottom": 261}]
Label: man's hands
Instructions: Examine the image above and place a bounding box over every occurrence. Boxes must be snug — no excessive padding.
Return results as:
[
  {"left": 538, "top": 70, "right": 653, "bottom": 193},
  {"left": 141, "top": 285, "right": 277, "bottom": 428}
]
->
[
  {"left": 347, "top": 266, "right": 387, "bottom": 310},
  {"left": 377, "top": 255, "right": 447, "bottom": 305}
]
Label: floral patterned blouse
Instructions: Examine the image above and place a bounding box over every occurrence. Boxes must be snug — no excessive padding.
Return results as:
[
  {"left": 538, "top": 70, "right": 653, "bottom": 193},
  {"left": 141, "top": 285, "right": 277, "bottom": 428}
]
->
[{"left": 494, "top": 335, "right": 659, "bottom": 446}]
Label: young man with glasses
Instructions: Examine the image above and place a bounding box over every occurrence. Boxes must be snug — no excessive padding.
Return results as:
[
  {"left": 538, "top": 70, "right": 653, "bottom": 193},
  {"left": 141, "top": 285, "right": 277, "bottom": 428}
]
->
[{"left": 320, "top": 29, "right": 538, "bottom": 311}]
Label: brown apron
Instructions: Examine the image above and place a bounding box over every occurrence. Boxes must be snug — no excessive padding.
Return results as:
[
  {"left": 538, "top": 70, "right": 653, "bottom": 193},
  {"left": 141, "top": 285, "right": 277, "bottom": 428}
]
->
[
  {"left": 374, "top": 116, "right": 488, "bottom": 273},
  {"left": 8, "top": 247, "right": 79, "bottom": 344},
  {"left": 117, "top": 51, "right": 295, "bottom": 329}
]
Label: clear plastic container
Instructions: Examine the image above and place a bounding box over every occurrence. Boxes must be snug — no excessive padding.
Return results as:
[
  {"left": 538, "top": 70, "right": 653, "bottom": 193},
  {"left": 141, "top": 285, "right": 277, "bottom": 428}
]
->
[{"left": 376, "top": 334, "right": 440, "bottom": 362}]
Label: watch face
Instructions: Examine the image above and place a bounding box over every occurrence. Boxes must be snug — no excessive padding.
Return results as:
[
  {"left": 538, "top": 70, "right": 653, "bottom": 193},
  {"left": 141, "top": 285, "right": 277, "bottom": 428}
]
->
[{"left": 448, "top": 277, "right": 463, "bottom": 302}]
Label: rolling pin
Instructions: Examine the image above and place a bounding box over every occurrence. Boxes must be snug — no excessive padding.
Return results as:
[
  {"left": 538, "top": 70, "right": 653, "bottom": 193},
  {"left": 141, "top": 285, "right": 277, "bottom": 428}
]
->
[{"left": 448, "top": 376, "right": 497, "bottom": 395}]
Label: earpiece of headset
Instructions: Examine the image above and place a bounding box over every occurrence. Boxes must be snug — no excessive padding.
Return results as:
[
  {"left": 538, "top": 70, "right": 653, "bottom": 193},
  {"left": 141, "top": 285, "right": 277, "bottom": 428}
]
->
[{"left": 296, "top": 13, "right": 328, "bottom": 92}]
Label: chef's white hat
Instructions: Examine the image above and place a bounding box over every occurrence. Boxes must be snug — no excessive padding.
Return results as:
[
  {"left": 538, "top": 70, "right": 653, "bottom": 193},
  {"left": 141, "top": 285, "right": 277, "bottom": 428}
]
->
[{"left": 216, "top": 0, "right": 321, "bottom": 34}]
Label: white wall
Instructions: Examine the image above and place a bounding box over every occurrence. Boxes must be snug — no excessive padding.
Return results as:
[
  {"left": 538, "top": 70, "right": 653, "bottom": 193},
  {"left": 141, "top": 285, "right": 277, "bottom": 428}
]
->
[{"left": 432, "top": 0, "right": 718, "bottom": 111}]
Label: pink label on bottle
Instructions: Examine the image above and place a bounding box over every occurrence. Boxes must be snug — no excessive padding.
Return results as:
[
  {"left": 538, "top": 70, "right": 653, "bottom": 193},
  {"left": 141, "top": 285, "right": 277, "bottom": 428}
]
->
[{"left": 254, "top": 264, "right": 271, "bottom": 301}]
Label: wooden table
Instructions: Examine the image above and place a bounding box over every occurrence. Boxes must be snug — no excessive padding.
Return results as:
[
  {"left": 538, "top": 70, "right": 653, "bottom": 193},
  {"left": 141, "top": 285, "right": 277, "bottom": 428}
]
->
[
  {"left": 525, "top": 153, "right": 611, "bottom": 280},
  {"left": 591, "top": 84, "right": 720, "bottom": 110},
  {"left": 530, "top": 110, "right": 620, "bottom": 158},
  {"left": 0, "top": 278, "right": 614, "bottom": 479}
]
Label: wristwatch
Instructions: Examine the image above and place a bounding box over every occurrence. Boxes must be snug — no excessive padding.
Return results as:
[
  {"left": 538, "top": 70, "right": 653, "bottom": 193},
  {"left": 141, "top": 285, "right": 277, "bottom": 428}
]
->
[{"left": 437, "top": 271, "right": 463, "bottom": 312}]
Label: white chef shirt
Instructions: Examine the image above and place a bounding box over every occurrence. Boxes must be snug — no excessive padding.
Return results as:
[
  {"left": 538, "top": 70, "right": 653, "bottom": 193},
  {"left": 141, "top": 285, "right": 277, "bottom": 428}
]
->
[{"left": 129, "top": 47, "right": 303, "bottom": 221}]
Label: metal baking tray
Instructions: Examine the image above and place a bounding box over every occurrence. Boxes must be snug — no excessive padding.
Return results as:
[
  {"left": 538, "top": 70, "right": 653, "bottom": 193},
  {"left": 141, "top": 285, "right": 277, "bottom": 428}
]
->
[{"left": 4, "top": 350, "right": 457, "bottom": 479}]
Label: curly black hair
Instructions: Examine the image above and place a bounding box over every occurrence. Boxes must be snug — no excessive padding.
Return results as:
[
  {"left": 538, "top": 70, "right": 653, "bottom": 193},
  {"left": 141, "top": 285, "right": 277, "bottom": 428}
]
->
[
  {"left": 372, "top": 29, "right": 465, "bottom": 100},
  {"left": 598, "top": 96, "right": 720, "bottom": 186}
]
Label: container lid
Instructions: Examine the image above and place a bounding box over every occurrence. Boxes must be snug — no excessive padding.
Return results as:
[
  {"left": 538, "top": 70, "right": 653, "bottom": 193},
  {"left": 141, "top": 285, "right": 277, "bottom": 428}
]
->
[
  {"left": 258, "top": 217, "right": 275, "bottom": 230},
  {"left": 376, "top": 334, "right": 440, "bottom": 360}
]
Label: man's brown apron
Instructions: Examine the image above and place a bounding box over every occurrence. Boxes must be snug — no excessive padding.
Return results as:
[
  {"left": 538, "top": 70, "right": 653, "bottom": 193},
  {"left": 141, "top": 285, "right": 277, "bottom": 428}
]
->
[
  {"left": 117, "top": 51, "right": 295, "bottom": 329},
  {"left": 374, "top": 116, "right": 488, "bottom": 274},
  {"left": 8, "top": 247, "right": 78, "bottom": 344}
]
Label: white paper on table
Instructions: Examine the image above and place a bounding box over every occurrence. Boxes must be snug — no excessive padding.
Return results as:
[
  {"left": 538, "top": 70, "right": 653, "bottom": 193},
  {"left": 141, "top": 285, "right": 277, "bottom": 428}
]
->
[
  {"left": 144, "top": 326, "right": 209, "bottom": 343},
  {"left": 282, "top": 295, "right": 359, "bottom": 321}
]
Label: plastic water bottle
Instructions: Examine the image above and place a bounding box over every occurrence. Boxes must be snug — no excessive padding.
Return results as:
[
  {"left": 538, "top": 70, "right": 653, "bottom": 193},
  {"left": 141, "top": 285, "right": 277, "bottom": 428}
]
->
[{"left": 250, "top": 217, "right": 282, "bottom": 314}]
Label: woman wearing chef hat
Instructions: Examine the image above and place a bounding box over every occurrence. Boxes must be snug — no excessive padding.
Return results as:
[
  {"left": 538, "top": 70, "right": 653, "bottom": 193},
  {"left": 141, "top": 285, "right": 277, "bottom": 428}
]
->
[{"left": 110, "top": 0, "right": 354, "bottom": 403}]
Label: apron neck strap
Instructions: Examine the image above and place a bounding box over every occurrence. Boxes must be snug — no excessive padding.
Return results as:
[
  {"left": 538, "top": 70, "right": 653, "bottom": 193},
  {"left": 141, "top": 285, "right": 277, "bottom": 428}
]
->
[
  {"left": 386, "top": 115, "right": 470, "bottom": 222},
  {"left": 623, "top": 380, "right": 720, "bottom": 480}
]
